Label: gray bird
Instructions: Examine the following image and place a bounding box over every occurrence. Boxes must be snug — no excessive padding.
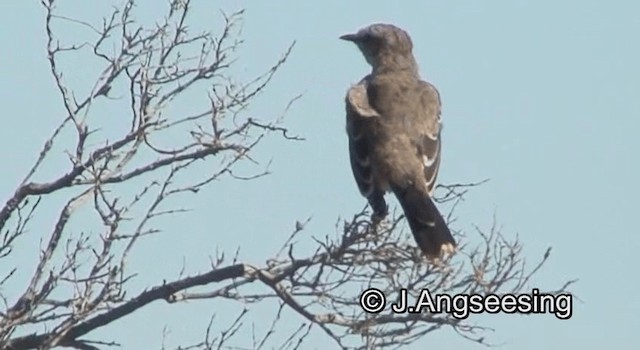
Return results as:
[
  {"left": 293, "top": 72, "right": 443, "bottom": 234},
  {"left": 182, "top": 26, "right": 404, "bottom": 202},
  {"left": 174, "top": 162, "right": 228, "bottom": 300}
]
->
[{"left": 341, "top": 23, "right": 456, "bottom": 259}]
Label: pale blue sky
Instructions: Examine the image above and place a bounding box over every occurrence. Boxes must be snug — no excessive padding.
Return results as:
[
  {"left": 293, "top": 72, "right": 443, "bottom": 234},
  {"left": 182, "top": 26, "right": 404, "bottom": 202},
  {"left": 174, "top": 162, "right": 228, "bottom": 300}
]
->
[{"left": 1, "top": 0, "right": 639, "bottom": 349}]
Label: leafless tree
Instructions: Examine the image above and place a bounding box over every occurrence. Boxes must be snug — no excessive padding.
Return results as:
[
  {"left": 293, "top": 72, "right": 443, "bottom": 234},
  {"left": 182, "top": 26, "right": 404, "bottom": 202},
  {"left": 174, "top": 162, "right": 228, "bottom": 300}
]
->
[{"left": 0, "top": 1, "right": 574, "bottom": 349}]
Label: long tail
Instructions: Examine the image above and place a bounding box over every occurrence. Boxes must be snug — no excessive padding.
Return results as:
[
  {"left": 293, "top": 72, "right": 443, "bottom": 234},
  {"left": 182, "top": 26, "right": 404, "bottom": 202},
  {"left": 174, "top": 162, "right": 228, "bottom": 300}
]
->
[{"left": 392, "top": 187, "right": 456, "bottom": 258}]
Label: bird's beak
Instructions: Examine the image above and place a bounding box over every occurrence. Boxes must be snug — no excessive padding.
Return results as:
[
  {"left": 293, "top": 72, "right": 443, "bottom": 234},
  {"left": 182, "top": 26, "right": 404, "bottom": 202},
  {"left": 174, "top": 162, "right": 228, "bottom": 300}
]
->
[{"left": 339, "top": 33, "right": 360, "bottom": 42}]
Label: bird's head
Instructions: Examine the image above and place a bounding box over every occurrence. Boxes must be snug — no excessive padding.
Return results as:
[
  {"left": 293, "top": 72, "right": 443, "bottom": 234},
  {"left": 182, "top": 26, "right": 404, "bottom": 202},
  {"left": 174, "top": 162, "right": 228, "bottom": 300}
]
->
[{"left": 340, "top": 23, "right": 414, "bottom": 68}]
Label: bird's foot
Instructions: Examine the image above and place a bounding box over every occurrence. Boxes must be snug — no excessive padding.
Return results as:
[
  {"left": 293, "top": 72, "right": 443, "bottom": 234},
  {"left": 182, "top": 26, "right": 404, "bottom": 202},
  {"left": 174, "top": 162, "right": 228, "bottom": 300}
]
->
[
  {"left": 371, "top": 212, "right": 386, "bottom": 226},
  {"left": 370, "top": 214, "right": 391, "bottom": 241}
]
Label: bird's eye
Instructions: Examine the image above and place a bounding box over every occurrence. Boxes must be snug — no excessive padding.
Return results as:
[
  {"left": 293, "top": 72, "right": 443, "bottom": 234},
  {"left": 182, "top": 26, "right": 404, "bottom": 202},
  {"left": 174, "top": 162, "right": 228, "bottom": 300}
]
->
[{"left": 362, "top": 33, "right": 379, "bottom": 43}]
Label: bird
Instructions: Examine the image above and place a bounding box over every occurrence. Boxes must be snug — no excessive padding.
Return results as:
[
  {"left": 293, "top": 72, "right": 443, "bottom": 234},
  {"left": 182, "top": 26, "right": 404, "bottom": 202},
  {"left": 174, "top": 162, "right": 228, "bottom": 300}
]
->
[{"left": 340, "top": 23, "right": 456, "bottom": 259}]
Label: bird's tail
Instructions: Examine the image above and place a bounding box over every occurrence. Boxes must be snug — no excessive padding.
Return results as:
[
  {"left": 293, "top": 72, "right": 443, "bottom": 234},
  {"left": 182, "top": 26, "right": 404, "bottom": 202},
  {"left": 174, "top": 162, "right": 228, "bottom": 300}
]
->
[{"left": 392, "top": 186, "right": 456, "bottom": 259}]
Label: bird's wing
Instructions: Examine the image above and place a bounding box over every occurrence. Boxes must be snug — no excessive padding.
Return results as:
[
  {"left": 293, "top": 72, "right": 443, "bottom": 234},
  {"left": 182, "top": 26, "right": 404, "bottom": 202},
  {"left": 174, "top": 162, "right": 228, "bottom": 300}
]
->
[
  {"left": 345, "top": 81, "right": 378, "bottom": 198},
  {"left": 345, "top": 79, "right": 388, "bottom": 217},
  {"left": 415, "top": 81, "right": 443, "bottom": 196},
  {"left": 389, "top": 80, "right": 455, "bottom": 258}
]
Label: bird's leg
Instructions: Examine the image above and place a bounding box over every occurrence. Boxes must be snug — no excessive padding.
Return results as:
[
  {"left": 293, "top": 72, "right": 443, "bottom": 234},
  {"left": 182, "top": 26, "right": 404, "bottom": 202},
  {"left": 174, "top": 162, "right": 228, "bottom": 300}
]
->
[
  {"left": 368, "top": 194, "right": 390, "bottom": 243},
  {"left": 368, "top": 192, "right": 388, "bottom": 225},
  {"left": 371, "top": 207, "right": 388, "bottom": 225}
]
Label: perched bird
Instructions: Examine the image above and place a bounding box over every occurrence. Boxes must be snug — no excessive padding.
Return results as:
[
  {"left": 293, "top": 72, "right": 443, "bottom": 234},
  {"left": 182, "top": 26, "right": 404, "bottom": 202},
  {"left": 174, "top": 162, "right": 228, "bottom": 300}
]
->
[{"left": 341, "top": 23, "right": 456, "bottom": 259}]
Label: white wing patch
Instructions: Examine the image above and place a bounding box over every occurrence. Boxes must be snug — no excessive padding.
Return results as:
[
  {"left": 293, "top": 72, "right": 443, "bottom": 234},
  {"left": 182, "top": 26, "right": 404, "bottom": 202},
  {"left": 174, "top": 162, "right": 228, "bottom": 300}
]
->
[
  {"left": 425, "top": 130, "right": 439, "bottom": 141},
  {"left": 422, "top": 155, "right": 437, "bottom": 167},
  {"left": 422, "top": 131, "right": 441, "bottom": 196},
  {"left": 347, "top": 84, "right": 379, "bottom": 118}
]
